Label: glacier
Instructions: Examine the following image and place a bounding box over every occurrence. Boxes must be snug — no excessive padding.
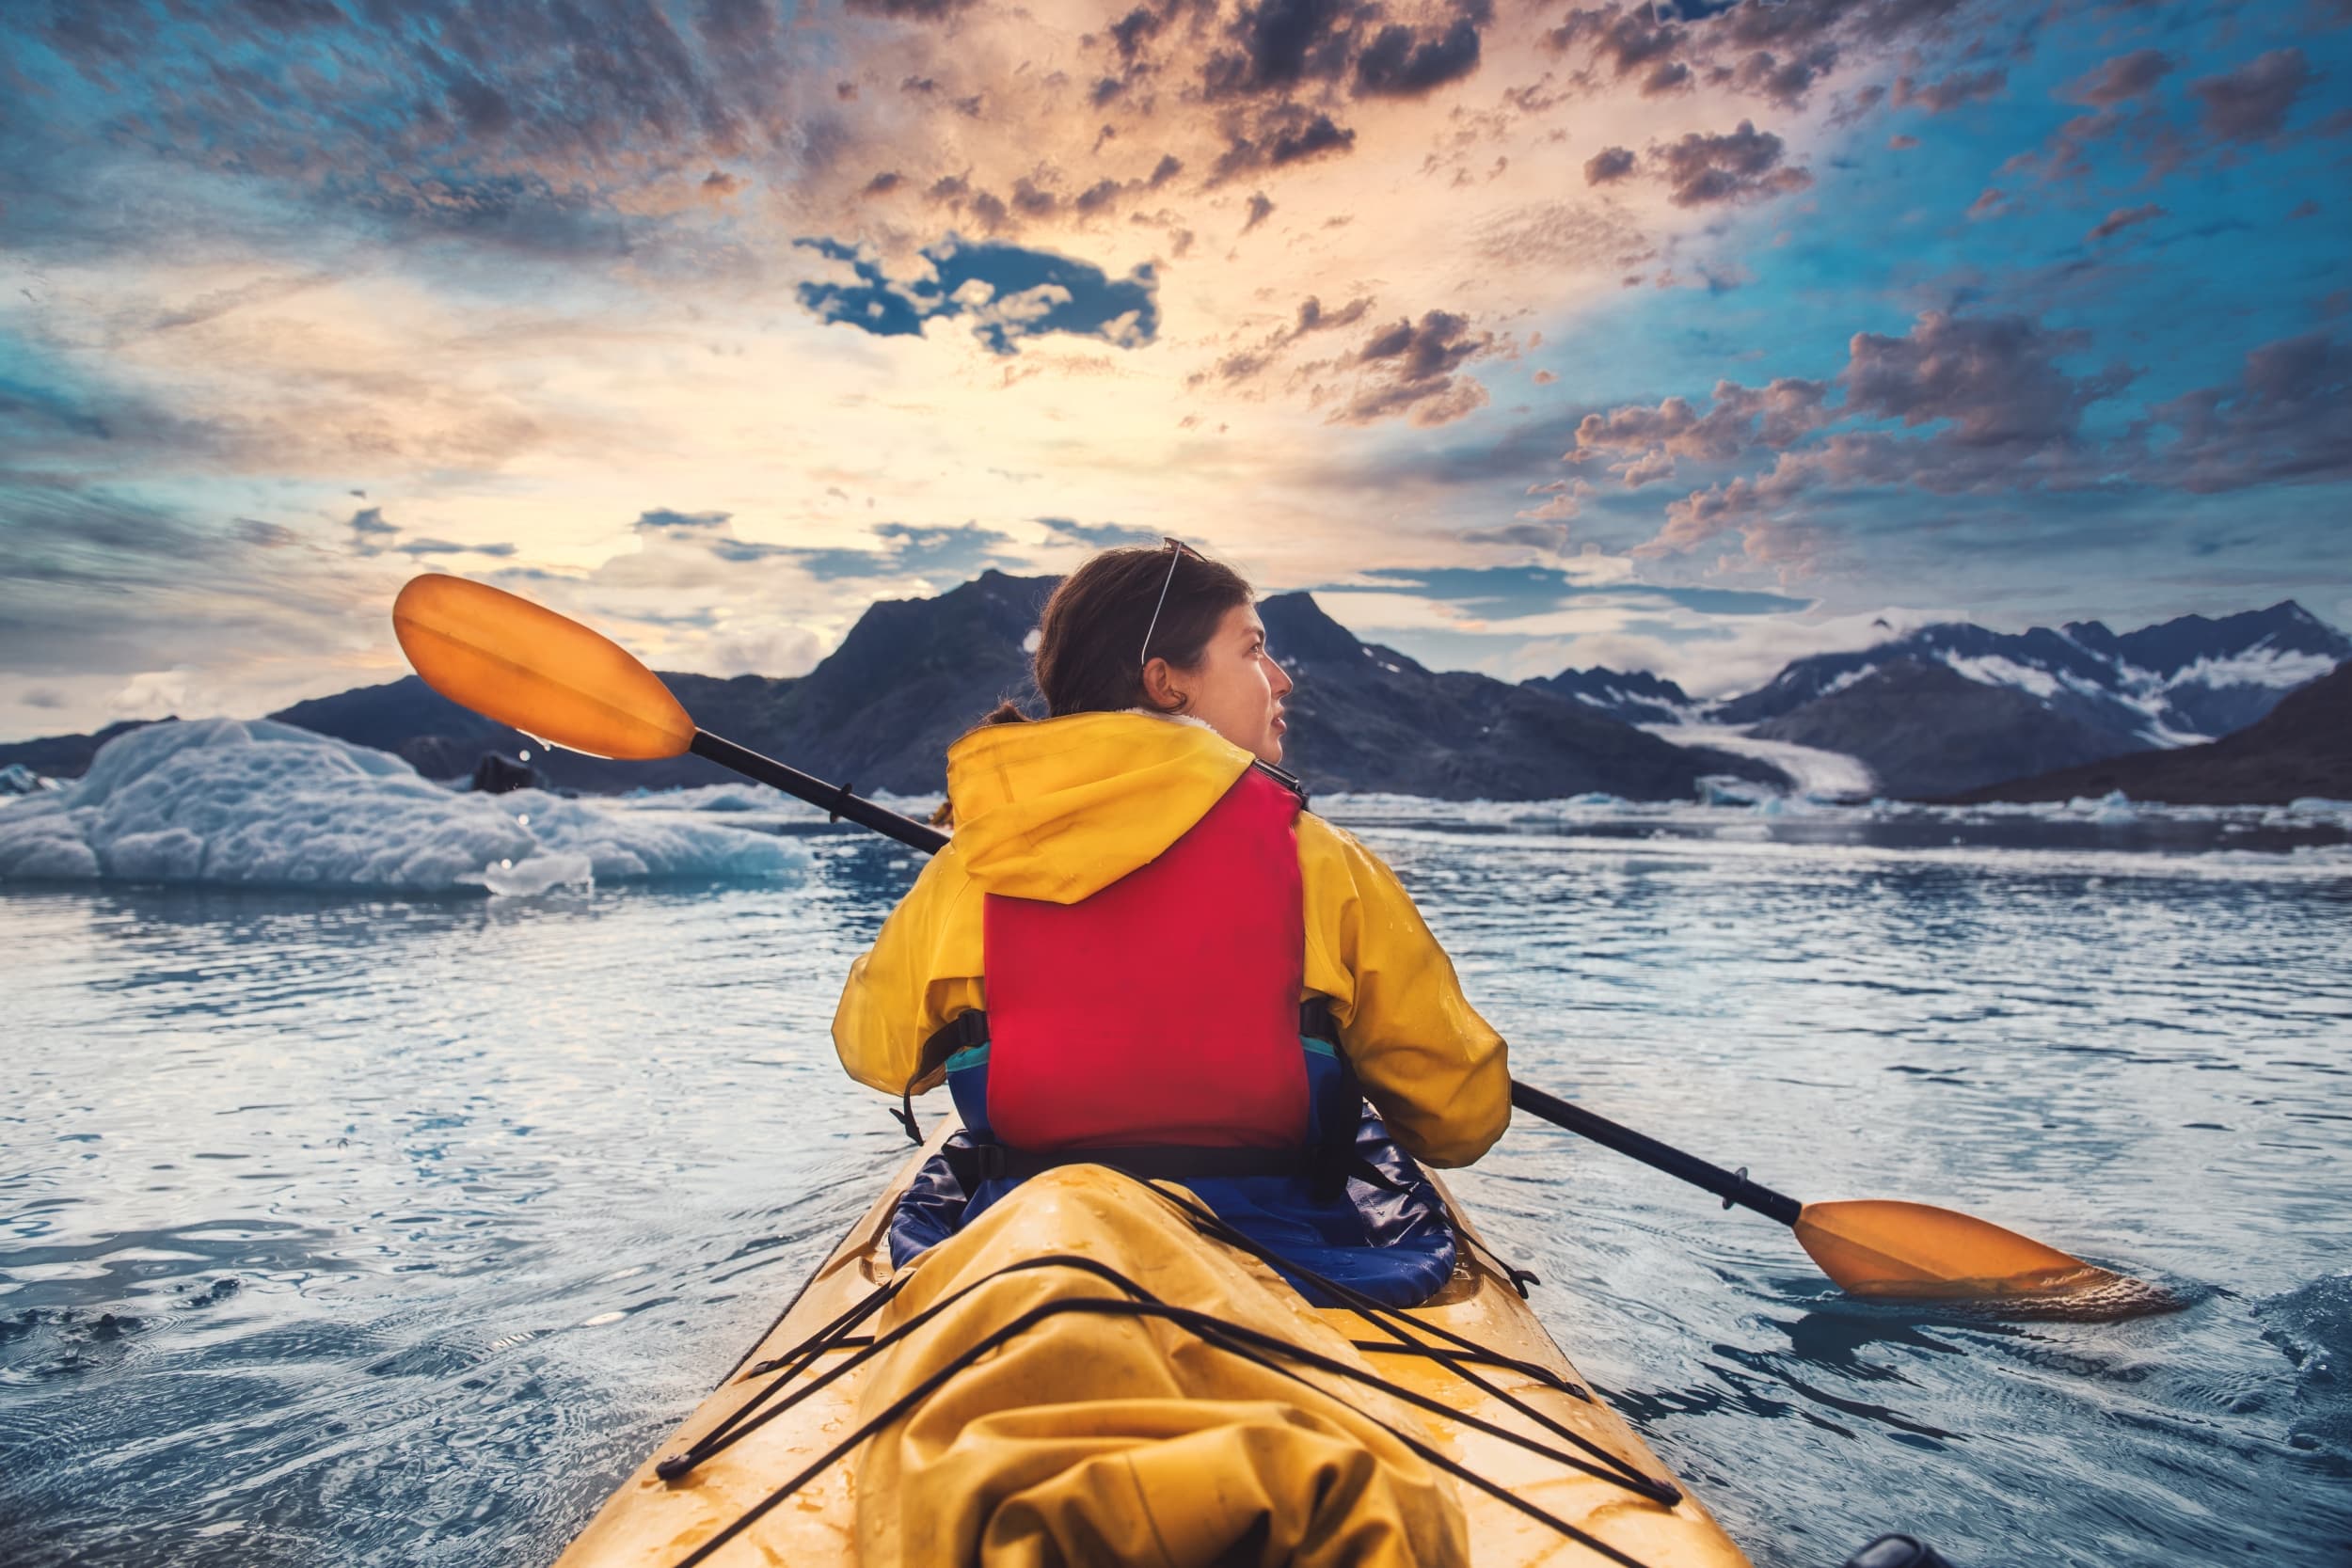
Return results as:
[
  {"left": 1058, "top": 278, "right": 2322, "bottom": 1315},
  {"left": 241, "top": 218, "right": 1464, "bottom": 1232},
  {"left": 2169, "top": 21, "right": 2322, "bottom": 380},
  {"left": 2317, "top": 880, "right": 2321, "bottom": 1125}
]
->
[{"left": 0, "top": 719, "right": 805, "bottom": 894}]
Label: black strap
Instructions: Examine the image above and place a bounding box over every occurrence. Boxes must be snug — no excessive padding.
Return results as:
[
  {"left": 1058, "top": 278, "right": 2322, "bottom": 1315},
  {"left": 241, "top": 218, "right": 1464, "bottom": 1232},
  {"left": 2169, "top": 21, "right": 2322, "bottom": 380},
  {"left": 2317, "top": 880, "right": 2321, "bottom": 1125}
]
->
[
  {"left": 663, "top": 1212, "right": 1684, "bottom": 1568},
  {"left": 894, "top": 1009, "right": 991, "bottom": 1146},
  {"left": 894, "top": 1002, "right": 1341, "bottom": 1146},
  {"left": 974, "top": 1143, "right": 1316, "bottom": 1182},
  {"left": 1251, "top": 756, "right": 1310, "bottom": 805}
]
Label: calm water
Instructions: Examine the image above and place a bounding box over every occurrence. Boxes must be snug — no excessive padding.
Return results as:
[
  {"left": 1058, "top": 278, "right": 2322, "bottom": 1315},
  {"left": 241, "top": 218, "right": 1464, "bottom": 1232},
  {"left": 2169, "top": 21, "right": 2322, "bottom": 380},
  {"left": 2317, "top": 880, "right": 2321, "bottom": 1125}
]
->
[{"left": 3, "top": 809, "right": 2348, "bottom": 1566}]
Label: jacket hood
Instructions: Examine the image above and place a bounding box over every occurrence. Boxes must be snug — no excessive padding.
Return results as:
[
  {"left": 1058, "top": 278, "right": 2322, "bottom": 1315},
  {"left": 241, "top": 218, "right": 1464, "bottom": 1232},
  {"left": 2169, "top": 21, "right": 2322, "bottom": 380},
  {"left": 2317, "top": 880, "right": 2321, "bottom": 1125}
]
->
[{"left": 945, "top": 710, "right": 1256, "bottom": 903}]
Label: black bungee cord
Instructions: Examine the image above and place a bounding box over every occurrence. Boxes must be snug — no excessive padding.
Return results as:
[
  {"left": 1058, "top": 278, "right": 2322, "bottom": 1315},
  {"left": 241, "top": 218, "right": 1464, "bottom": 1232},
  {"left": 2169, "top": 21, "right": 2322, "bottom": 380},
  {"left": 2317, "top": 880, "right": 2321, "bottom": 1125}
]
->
[{"left": 652, "top": 1169, "right": 1683, "bottom": 1568}]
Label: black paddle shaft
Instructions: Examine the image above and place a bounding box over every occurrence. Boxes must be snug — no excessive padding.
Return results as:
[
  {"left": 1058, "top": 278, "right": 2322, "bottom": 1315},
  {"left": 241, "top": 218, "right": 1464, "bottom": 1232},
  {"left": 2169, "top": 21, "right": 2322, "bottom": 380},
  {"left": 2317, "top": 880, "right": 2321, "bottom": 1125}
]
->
[
  {"left": 1509, "top": 1083, "right": 1804, "bottom": 1227},
  {"left": 690, "top": 731, "right": 947, "bottom": 854},
  {"left": 687, "top": 726, "right": 1804, "bottom": 1227}
]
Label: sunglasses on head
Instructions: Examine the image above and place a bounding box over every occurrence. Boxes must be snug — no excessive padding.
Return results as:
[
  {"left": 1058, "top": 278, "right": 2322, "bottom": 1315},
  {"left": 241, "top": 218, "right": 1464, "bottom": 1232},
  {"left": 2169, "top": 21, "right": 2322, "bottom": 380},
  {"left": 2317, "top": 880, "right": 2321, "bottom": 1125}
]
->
[{"left": 1139, "top": 536, "right": 1201, "bottom": 667}]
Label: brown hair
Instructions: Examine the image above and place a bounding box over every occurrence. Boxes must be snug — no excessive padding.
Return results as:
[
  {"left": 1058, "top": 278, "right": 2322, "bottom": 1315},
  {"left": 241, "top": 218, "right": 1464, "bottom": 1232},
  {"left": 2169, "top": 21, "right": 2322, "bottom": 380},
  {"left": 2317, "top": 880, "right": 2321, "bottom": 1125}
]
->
[{"left": 981, "top": 543, "right": 1255, "bottom": 726}]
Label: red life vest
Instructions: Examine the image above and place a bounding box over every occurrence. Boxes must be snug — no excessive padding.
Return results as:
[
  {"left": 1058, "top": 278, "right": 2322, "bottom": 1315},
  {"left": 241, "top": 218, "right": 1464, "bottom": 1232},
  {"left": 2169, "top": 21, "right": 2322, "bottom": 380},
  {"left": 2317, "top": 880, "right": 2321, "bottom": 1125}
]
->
[{"left": 980, "top": 767, "right": 1308, "bottom": 1152}]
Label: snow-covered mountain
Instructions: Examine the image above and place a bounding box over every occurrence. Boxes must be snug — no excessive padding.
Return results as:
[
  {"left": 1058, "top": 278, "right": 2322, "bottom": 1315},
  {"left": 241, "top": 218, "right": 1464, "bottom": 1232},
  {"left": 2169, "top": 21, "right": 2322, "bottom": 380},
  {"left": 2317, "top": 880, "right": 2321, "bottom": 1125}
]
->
[
  {"left": 1710, "top": 602, "right": 2346, "bottom": 747},
  {"left": 1518, "top": 667, "right": 1697, "bottom": 724}
]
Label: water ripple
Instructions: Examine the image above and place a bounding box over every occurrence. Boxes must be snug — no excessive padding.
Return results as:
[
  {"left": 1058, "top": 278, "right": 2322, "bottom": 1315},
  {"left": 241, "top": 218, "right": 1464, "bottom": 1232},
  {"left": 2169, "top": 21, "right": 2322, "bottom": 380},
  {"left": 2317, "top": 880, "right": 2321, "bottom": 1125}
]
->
[{"left": 3, "top": 824, "right": 2347, "bottom": 1565}]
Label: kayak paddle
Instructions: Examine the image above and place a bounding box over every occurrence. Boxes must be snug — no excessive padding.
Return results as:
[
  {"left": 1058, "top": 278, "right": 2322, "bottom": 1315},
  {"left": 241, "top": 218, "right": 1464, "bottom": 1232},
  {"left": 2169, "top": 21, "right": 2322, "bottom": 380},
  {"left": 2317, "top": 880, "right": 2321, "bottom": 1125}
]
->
[{"left": 391, "top": 572, "right": 2147, "bottom": 1307}]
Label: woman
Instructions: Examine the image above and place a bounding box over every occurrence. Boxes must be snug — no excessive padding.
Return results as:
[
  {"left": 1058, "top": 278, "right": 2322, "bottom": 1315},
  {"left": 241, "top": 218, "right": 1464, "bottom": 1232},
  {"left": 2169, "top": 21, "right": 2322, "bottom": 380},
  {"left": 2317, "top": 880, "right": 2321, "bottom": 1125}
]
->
[{"left": 832, "top": 540, "right": 1510, "bottom": 1306}]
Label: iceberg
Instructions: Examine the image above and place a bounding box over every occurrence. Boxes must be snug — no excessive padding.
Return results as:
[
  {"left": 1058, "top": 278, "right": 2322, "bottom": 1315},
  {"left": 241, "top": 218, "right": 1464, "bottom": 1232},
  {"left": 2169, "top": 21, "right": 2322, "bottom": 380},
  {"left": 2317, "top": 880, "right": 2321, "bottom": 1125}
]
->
[
  {"left": 0, "top": 762, "right": 59, "bottom": 798},
  {"left": 0, "top": 719, "right": 804, "bottom": 895}
]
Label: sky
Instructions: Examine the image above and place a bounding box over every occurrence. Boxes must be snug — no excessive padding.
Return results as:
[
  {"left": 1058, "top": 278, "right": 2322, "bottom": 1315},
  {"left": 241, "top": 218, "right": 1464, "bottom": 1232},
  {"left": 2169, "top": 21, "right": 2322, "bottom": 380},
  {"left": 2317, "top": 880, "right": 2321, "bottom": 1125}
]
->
[{"left": 2, "top": 0, "right": 2347, "bottom": 736}]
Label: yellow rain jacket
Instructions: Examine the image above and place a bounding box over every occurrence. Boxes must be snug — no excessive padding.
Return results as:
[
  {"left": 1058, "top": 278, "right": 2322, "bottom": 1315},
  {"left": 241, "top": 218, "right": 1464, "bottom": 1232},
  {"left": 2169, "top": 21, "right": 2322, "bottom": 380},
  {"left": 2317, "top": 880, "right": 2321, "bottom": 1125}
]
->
[{"left": 832, "top": 710, "right": 1510, "bottom": 1168}]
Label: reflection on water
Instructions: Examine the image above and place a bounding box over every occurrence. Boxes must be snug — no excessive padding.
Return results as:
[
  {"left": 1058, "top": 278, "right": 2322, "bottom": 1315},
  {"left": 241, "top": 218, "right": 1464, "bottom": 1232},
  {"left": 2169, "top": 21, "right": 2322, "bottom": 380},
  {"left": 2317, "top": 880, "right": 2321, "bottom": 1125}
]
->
[{"left": 2, "top": 822, "right": 2347, "bottom": 1566}]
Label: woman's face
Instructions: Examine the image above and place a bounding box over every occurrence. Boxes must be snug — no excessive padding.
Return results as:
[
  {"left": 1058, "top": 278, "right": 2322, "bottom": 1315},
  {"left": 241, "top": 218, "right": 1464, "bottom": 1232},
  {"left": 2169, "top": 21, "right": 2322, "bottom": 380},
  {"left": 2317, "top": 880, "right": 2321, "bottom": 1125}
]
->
[{"left": 1148, "top": 602, "right": 1295, "bottom": 764}]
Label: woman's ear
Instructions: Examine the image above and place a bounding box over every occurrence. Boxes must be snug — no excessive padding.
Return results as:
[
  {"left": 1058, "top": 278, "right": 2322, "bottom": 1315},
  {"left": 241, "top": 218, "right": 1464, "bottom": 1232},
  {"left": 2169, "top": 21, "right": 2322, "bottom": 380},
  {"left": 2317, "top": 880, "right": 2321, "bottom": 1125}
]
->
[{"left": 1141, "top": 656, "right": 1186, "bottom": 712}]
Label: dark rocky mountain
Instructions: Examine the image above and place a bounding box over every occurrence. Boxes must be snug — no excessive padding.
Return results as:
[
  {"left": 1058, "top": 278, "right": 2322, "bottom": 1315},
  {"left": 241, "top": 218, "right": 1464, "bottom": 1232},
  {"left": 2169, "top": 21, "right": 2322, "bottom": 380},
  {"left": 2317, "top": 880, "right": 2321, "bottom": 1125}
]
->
[
  {"left": 1952, "top": 661, "right": 2350, "bottom": 805},
  {"left": 2086, "top": 603, "right": 2351, "bottom": 736},
  {"left": 8, "top": 571, "right": 1768, "bottom": 801},
  {"left": 1257, "top": 594, "right": 1774, "bottom": 800},
  {"left": 0, "top": 719, "right": 167, "bottom": 780},
  {"left": 271, "top": 679, "right": 532, "bottom": 783},
  {"left": 1519, "top": 667, "right": 1695, "bottom": 725},
  {"left": 275, "top": 570, "right": 1055, "bottom": 795},
  {"left": 1749, "top": 660, "right": 2149, "bottom": 800},
  {"left": 1712, "top": 601, "right": 2347, "bottom": 746}
]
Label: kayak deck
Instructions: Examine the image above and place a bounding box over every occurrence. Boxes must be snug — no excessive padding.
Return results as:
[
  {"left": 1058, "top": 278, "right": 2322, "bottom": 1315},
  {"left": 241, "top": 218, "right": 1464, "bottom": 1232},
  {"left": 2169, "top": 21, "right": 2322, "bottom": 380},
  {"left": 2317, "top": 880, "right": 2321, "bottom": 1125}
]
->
[{"left": 555, "top": 1121, "right": 1751, "bottom": 1567}]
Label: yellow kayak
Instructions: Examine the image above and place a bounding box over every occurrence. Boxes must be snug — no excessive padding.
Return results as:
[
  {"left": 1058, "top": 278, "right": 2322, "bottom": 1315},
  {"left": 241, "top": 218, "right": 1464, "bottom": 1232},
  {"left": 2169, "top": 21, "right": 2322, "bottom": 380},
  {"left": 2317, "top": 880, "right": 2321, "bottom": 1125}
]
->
[{"left": 555, "top": 1120, "right": 1752, "bottom": 1567}]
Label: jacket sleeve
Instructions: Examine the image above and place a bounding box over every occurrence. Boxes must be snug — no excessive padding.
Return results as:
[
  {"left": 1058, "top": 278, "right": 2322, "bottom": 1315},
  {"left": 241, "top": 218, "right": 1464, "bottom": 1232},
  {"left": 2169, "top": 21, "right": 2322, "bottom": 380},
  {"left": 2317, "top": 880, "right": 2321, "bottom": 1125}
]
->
[
  {"left": 832, "top": 847, "right": 987, "bottom": 1097},
  {"left": 1297, "top": 815, "right": 1511, "bottom": 1167}
]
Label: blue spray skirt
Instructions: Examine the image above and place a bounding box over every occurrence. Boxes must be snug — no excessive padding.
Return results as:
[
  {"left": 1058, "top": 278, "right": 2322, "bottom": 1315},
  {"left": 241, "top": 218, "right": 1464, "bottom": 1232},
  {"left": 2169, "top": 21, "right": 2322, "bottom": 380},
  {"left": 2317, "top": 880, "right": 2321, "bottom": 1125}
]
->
[{"left": 887, "top": 1109, "right": 1459, "bottom": 1308}]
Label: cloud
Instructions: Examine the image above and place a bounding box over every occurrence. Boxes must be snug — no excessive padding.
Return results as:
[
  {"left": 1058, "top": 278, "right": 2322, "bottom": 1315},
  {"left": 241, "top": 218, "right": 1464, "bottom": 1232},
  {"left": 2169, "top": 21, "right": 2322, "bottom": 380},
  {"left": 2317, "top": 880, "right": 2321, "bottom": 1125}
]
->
[
  {"left": 394, "top": 538, "right": 516, "bottom": 558},
  {"left": 1571, "top": 312, "right": 2345, "bottom": 572},
  {"left": 2187, "top": 49, "right": 2314, "bottom": 143},
  {"left": 2063, "top": 48, "right": 2172, "bottom": 107},
  {"left": 1726, "top": 45, "right": 1840, "bottom": 111},
  {"left": 1966, "top": 186, "right": 2011, "bottom": 220},
  {"left": 1544, "top": 5, "right": 1684, "bottom": 81},
  {"left": 1493, "top": 602, "right": 1965, "bottom": 700},
  {"left": 1653, "top": 120, "right": 1813, "bottom": 208},
  {"left": 1840, "top": 311, "right": 2125, "bottom": 445},
  {"left": 1892, "top": 65, "right": 2006, "bottom": 113},
  {"left": 4, "top": 0, "right": 2338, "bottom": 733},
  {"left": 1563, "top": 310, "right": 2133, "bottom": 562},
  {"left": 1201, "top": 0, "right": 1360, "bottom": 98},
  {"left": 1304, "top": 563, "right": 1809, "bottom": 621},
  {"left": 1295, "top": 294, "right": 1375, "bottom": 335},
  {"left": 638, "top": 508, "right": 734, "bottom": 531},
  {"left": 1570, "top": 374, "right": 1832, "bottom": 477},
  {"left": 1184, "top": 290, "right": 1379, "bottom": 390},
  {"left": 1584, "top": 146, "right": 1638, "bottom": 184},
  {"left": 1039, "top": 517, "right": 1163, "bottom": 549},
  {"left": 1641, "top": 60, "right": 1693, "bottom": 97},
  {"left": 1326, "top": 309, "right": 1499, "bottom": 427},
  {"left": 847, "top": 0, "right": 977, "bottom": 19},
  {"left": 0, "top": 480, "right": 402, "bottom": 705},
  {"left": 1460, "top": 521, "right": 1579, "bottom": 552},
  {"left": 2141, "top": 331, "right": 2352, "bottom": 493},
  {"left": 2086, "top": 202, "right": 2164, "bottom": 242},
  {"left": 1209, "top": 105, "right": 1359, "bottom": 182},
  {"left": 1353, "top": 12, "right": 1487, "bottom": 99}
]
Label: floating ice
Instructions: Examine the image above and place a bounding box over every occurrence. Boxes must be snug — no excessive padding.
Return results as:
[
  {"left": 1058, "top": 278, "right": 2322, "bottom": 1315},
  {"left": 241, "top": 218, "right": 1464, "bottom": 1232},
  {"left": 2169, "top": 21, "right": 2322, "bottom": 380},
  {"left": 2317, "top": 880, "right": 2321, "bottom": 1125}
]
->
[
  {"left": 1695, "top": 773, "right": 1774, "bottom": 808},
  {"left": 614, "top": 782, "right": 946, "bottom": 825},
  {"left": 0, "top": 719, "right": 804, "bottom": 895},
  {"left": 0, "top": 763, "right": 58, "bottom": 798},
  {"left": 2065, "top": 788, "right": 2139, "bottom": 824},
  {"left": 472, "top": 851, "right": 595, "bottom": 897}
]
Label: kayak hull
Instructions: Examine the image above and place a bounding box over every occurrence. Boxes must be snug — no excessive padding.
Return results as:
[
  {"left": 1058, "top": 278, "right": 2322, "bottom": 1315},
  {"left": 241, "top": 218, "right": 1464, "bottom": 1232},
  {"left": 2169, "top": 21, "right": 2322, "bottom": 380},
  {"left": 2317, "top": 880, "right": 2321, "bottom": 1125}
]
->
[{"left": 555, "top": 1122, "right": 1752, "bottom": 1567}]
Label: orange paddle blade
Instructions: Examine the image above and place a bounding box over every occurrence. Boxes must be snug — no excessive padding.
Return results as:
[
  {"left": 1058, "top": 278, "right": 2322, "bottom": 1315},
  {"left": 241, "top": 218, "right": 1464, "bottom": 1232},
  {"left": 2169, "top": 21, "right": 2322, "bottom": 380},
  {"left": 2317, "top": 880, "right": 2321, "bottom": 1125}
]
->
[
  {"left": 392, "top": 575, "right": 694, "bottom": 761},
  {"left": 1794, "top": 1199, "right": 2121, "bottom": 1299}
]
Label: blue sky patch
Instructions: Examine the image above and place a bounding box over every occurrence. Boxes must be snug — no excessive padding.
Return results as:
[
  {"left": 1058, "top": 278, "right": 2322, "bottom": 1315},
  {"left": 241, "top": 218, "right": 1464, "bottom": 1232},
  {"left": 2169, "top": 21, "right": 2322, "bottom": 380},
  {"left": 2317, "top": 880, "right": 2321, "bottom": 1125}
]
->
[{"left": 796, "top": 235, "right": 1160, "bottom": 355}]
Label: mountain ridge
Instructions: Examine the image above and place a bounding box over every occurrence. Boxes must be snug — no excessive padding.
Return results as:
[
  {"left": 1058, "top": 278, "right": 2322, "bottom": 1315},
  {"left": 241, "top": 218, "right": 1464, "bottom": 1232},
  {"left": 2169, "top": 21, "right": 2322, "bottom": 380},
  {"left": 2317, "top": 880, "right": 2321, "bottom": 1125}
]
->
[
  {"left": 6, "top": 588, "right": 2339, "bottom": 804},
  {"left": 1949, "top": 660, "right": 2350, "bottom": 805},
  {"left": 0, "top": 573, "right": 1776, "bottom": 801},
  {"left": 1707, "top": 600, "right": 2344, "bottom": 740}
]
